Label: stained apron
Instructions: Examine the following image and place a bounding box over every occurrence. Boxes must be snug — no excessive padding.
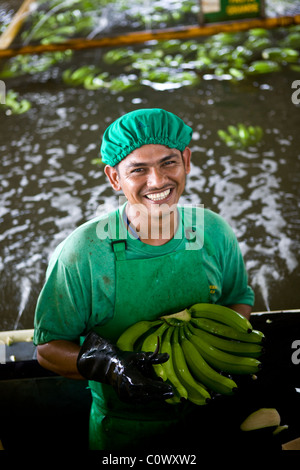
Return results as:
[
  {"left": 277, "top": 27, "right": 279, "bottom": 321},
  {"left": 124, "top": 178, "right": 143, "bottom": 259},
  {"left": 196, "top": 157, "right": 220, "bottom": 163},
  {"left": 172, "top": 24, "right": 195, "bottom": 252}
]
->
[{"left": 89, "top": 207, "right": 212, "bottom": 450}]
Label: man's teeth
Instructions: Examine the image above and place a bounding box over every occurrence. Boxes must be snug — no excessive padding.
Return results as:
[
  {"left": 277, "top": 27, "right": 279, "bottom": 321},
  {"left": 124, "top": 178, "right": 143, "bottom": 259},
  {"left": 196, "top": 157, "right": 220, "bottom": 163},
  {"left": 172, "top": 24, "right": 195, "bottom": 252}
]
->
[{"left": 146, "top": 189, "right": 171, "bottom": 201}]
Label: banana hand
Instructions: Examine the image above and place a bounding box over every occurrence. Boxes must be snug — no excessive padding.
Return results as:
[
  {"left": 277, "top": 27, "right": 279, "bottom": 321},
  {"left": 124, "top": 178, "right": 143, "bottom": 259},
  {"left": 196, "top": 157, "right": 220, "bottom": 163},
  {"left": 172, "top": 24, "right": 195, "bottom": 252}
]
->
[
  {"left": 188, "top": 323, "right": 263, "bottom": 358},
  {"left": 190, "top": 317, "right": 264, "bottom": 344},
  {"left": 186, "top": 325, "right": 262, "bottom": 375},
  {"left": 188, "top": 303, "right": 253, "bottom": 333},
  {"left": 161, "top": 326, "right": 188, "bottom": 402},
  {"left": 172, "top": 327, "right": 210, "bottom": 405},
  {"left": 180, "top": 327, "right": 237, "bottom": 396}
]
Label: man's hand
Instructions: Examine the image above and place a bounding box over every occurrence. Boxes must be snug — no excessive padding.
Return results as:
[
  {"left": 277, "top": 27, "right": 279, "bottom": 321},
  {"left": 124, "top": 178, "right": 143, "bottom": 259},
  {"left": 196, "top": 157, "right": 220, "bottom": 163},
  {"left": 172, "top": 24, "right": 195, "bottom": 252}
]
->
[{"left": 77, "top": 331, "right": 174, "bottom": 404}]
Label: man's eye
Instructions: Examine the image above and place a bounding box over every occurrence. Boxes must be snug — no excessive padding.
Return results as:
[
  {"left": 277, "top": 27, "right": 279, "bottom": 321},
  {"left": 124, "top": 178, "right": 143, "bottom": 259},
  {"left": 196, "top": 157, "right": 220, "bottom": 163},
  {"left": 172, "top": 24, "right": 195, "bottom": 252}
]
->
[{"left": 131, "top": 168, "right": 144, "bottom": 173}]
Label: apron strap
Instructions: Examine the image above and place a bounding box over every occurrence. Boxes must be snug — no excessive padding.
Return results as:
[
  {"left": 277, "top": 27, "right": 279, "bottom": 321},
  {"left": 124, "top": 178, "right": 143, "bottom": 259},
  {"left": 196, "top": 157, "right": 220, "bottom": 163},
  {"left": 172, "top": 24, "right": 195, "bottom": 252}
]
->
[
  {"left": 111, "top": 240, "right": 126, "bottom": 261},
  {"left": 107, "top": 208, "right": 127, "bottom": 260}
]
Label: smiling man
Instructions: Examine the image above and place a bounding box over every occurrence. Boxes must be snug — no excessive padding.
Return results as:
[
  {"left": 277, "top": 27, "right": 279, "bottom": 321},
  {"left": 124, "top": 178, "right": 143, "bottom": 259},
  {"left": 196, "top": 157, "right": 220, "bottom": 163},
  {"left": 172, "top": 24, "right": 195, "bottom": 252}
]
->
[
  {"left": 34, "top": 108, "right": 254, "bottom": 450},
  {"left": 104, "top": 143, "right": 191, "bottom": 244}
]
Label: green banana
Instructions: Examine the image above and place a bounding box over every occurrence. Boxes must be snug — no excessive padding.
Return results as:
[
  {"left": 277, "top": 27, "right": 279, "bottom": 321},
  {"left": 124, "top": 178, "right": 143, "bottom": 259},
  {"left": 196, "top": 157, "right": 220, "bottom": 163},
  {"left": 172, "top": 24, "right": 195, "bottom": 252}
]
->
[
  {"left": 84, "top": 73, "right": 110, "bottom": 90},
  {"left": 161, "top": 326, "right": 188, "bottom": 402},
  {"left": 62, "top": 69, "right": 73, "bottom": 85},
  {"left": 179, "top": 327, "right": 238, "bottom": 396},
  {"left": 217, "top": 129, "right": 232, "bottom": 146},
  {"left": 247, "top": 125, "right": 257, "bottom": 140},
  {"left": 83, "top": 74, "right": 103, "bottom": 90},
  {"left": 187, "top": 323, "right": 263, "bottom": 358},
  {"left": 172, "top": 327, "right": 210, "bottom": 405},
  {"left": 247, "top": 60, "right": 281, "bottom": 75},
  {"left": 188, "top": 303, "right": 253, "bottom": 333},
  {"left": 16, "top": 99, "right": 31, "bottom": 114},
  {"left": 229, "top": 67, "right": 245, "bottom": 80},
  {"left": 190, "top": 317, "right": 264, "bottom": 344},
  {"left": 185, "top": 326, "right": 261, "bottom": 375},
  {"left": 254, "top": 125, "right": 263, "bottom": 141},
  {"left": 249, "top": 125, "right": 263, "bottom": 143},
  {"left": 227, "top": 125, "right": 240, "bottom": 138},
  {"left": 238, "top": 123, "right": 249, "bottom": 144},
  {"left": 62, "top": 66, "right": 99, "bottom": 86},
  {"left": 71, "top": 66, "right": 96, "bottom": 84},
  {"left": 116, "top": 319, "right": 163, "bottom": 351},
  {"left": 3, "top": 91, "right": 31, "bottom": 115},
  {"left": 140, "top": 322, "right": 170, "bottom": 382}
]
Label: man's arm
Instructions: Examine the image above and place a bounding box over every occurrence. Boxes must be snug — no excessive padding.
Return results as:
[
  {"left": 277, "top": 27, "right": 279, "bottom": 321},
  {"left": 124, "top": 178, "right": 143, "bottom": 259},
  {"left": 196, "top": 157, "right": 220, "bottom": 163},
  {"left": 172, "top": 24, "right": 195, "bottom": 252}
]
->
[
  {"left": 228, "top": 303, "right": 252, "bottom": 320},
  {"left": 36, "top": 305, "right": 252, "bottom": 380},
  {"left": 37, "top": 340, "right": 84, "bottom": 380},
  {"left": 37, "top": 334, "right": 174, "bottom": 404}
]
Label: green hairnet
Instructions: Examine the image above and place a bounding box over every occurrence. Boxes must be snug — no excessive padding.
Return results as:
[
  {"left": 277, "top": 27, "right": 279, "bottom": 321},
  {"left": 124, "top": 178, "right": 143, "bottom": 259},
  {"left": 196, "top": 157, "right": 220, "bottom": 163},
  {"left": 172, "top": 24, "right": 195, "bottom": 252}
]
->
[{"left": 100, "top": 108, "right": 193, "bottom": 167}]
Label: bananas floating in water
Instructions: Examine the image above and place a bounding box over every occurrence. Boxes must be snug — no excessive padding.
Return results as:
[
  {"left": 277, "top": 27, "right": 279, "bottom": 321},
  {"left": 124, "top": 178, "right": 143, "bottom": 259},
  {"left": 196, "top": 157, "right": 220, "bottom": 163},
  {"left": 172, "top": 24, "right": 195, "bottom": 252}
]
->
[
  {"left": 116, "top": 303, "right": 264, "bottom": 405},
  {"left": 217, "top": 123, "right": 263, "bottom": 149}
]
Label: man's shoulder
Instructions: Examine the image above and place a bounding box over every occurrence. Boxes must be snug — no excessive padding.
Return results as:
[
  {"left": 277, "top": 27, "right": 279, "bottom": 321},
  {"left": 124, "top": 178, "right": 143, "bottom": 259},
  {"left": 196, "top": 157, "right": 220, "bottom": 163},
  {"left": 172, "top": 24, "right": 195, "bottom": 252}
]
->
[
  {"left": 48, "top": 209, "right": 118, "bottom": 268},
  {"left": 203, "top": 208, "right": 231, "bottom": 228},
  {"left": 63, "top": 212, "right": 113, "bottom": 246},
  {"left": 178, "top": 205, "right": 236, "bottom": 256},
  {"left": 179, "top": 204, "right": 231, "bottom": 231}
]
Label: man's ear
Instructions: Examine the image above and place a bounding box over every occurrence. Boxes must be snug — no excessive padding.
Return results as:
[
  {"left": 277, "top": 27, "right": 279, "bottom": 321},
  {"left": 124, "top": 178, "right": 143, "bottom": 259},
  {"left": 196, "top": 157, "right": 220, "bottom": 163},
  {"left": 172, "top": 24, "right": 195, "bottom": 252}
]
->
[
  {"left": 104, "top": 165, "right": 122, "bottom": 191},
  {"left": 182, "top": 147, "right": 192, "bottom": 175}
]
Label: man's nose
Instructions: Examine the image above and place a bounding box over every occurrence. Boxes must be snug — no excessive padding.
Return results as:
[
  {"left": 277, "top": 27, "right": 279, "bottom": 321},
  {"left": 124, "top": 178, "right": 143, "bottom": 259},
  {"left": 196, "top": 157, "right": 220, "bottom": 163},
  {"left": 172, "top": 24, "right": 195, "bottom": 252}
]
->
[{"left": 147, "top": 167, "right": 168, "bottom": 188}]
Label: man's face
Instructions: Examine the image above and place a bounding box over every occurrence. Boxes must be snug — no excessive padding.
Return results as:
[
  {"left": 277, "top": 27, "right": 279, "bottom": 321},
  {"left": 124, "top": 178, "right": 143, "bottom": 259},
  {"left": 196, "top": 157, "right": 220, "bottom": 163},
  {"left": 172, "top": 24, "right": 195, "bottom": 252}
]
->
[{"left": 105, "top": 144, "right": 191, "bottom": 213}]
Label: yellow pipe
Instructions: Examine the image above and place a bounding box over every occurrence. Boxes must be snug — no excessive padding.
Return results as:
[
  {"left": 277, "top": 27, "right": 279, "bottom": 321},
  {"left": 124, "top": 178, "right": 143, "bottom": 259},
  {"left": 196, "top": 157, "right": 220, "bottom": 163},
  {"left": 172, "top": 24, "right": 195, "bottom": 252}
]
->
[{"left": 0, "top": 14, "right": 299, "bottom": 59}]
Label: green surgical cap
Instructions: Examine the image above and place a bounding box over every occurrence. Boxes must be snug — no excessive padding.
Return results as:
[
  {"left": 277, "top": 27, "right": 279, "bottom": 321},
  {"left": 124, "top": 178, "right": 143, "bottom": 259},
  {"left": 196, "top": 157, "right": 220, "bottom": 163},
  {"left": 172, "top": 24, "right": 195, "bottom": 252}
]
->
[{"left": 100, "top": 108, "right": 193, "bottom": 167}]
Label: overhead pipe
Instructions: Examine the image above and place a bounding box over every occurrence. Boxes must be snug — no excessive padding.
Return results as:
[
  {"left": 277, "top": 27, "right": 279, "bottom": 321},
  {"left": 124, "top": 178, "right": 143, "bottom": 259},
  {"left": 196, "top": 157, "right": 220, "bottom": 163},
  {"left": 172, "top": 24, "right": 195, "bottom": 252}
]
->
[{"left": 0, "top": 13, "right": 299, "bottom": 59}]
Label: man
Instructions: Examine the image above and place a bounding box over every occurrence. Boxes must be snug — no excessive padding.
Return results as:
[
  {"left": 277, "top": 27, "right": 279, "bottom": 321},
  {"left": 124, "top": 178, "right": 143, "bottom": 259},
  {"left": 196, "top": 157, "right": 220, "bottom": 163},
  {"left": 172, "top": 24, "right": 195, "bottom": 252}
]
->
[{"left": 34, "top": 108, "right": 254, "bottom": 450}]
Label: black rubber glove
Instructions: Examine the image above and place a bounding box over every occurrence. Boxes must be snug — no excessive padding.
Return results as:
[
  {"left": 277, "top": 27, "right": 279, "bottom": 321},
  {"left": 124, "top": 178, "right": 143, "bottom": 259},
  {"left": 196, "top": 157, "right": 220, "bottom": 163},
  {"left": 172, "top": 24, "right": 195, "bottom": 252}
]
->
[{"left": 77, "top": 331, "right": 174, "bottom": 404}]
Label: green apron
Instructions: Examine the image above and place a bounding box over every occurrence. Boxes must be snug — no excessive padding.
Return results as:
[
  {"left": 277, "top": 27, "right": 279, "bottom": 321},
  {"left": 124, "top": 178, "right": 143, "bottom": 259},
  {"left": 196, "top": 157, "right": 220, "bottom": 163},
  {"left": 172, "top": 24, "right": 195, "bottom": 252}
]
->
[{"left": 89, "top": 208, "right": 212, "bottom": 450}]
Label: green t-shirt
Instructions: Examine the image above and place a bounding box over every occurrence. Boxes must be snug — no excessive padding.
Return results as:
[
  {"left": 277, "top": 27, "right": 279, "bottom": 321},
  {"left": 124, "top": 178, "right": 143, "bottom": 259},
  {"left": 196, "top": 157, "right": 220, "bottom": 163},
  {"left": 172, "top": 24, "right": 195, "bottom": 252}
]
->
[{"left": 33, "top": 203, "right": 254, "bottom": 345}]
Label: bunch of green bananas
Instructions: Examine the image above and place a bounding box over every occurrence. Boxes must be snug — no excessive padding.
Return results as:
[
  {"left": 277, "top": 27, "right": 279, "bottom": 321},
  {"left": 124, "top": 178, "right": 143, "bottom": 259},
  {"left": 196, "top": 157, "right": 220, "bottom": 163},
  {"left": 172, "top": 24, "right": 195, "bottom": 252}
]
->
[
  {"left": 116, "top": 303, "right": 264, "bottom": 405},
  {"left": 217, "top": 124, "right": 263, "bottom": 149},
  {"left": 62, "top": 66, "right": 109, "bottom": 89},
  {"left": 0, "top": 90, "right": 31, "bottom": 115},
  {"left": 62, "top": 66, "right": 139, "bottom": 92}
]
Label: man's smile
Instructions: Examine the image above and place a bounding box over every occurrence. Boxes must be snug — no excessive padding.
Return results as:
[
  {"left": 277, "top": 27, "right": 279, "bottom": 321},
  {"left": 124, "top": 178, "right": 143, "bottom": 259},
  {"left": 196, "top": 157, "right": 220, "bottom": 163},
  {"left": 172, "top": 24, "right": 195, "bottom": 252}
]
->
[{"left": 145, "top": 188, "right": 172, "bottom": 202}]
